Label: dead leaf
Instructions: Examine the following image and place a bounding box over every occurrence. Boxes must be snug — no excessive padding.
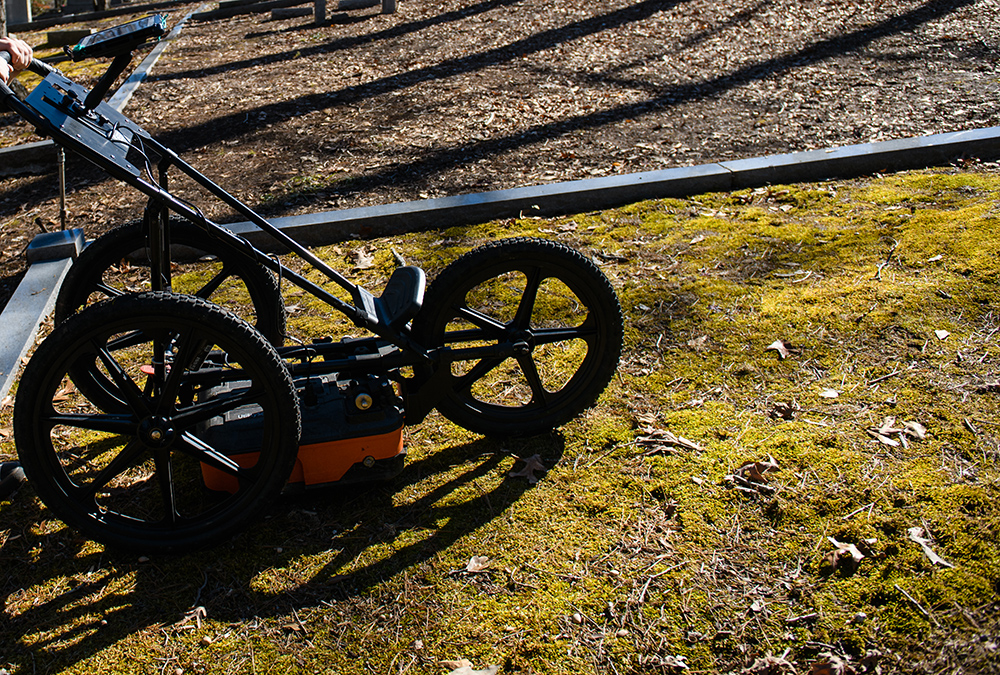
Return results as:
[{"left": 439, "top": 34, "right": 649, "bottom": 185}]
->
[
  {"left": 902, "top": 421, "right": 926, "bottom": 440},
  {"left": 741, "top": 653, "right": 796, "bottom": 674},
  {"left": 766, "top": 339, "right": 791, "bottom": 359},
  {"left": 872, "top": 432, "right": 899, "bottom": 447},
  {"left": 867, "top": 418, "right": 926, "bottom": 446},
  {"left": 876, "top": 416, "right": 901, "bottom": 435},
  {"left": 907, "top": 527, "right": 954, "bottom": 568},
  {"left": 637, "top": 428, "right": 703, "bottom": 454},
  {"left": 809, "top": 652, "right": 851, "bottom": 675},
  {"left": 818, "top": 388, "right": 839, "bottom": 399},
  {"left": 635, "top": 412, "right": 658, "bottom": 426},
  {"left": 349, "top": 248, "right": 374, "bottom": 270},
  {"left": 441, "top": 660, "right": 473, "bottom": 670},
  {"left": 737, "top": 455, "right": 779, "bottom": 483},
  {"left": 52, "top": 382, "right": 77, "bottom": 403},
  {"left": 509, "top": 454, "right": 546, "bottom": 483},
  {"left": 465, "top": 555, "right": 490, "bottom": 573},
  {"left": 661, "top": 655, "right": 688, "bottom": 670},
  {"left": 686, "top": 335, "right": 709, "bottom": 351},
  {"left": 770, "top": 401, "right": 799, "bottom": 420},
  {"left": 442, "top": 661, "right": 499, "bottom": 675},
  {"left": 821, "top": 537, "right": 865, "bottom": 576}
]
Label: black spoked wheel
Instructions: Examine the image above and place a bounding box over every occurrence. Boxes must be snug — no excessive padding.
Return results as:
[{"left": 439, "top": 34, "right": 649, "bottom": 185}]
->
[
  {"left": 15, "top": 292, "right": 301, "bottom": 553},
  {"left": 55, "top": 219, "right": 286, "bottom": 413},
  {"left": 411, "top": 237, "right": 623, "bottom": 437},
  {"left": 55, "top": 219, "right": 286, "bottom": 344}
]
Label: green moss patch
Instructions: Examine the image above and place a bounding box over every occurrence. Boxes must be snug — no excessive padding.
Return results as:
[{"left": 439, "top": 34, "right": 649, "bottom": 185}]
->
[{"left": 2, "top": 166, "right": 999, "bottom": 674}]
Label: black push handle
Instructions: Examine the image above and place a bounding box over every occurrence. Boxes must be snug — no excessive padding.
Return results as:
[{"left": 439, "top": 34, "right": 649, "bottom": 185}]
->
[{"left": 0, "top": 51, "right": 59, "bottom": 78}]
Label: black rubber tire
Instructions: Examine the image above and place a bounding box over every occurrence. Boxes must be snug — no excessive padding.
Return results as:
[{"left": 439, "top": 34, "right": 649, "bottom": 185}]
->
[
  {"left": 15, "top": 292, "right": 301, "bottom": 553},
  {"left": 55, "top": 219, "right": 286, "bottom": 345},
  {"left": 411, "top": 237, "right": 623, "bottom": 437}
]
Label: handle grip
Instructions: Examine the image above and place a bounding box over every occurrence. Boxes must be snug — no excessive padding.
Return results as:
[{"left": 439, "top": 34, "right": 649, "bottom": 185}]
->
[{"left": 1, "top": 52, "right": 57, "bottom": 78}]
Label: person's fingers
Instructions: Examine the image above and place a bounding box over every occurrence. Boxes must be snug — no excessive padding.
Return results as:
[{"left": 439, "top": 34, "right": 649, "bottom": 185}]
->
[
  {"left": 0, "top": 59, "right": 12, "bottom": 85},
  {"left": 9, "top": 41, "right": 31, "bottom": 70}
]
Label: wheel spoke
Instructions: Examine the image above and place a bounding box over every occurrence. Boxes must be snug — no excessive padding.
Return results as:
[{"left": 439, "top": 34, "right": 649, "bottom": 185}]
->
[
  {"left": 154, "top": 448, "right": 179, "bottom": 525},
  {"left": 410, "top": 238, "right": 622, "bottom": 436},
  {"left": 512, "top": 266, "right": 543, "bottom": 329},
  {"left": 106, "top": 329, "right": 150, "bottom": 352},
  {"left": 19, "top": 291, "right": 299, "bottom": 552},
  {"left": 531, "top": 323, "right": 599, "bottom": 347},
  {"left": 94, "top": 281, "right": 125, "bottom": 299},
  {"left": 74, "top": 438, "right": 147, "bottom": 501},
  {"left": 156, "top": 329, "right": 209, "bottom": 414},
  {"left": 42, "top": 411, "right": 134, "bottom": 435},
  {"left": 454, "top": 305, "right": 509, "bottom": 336},
  {"left": 516, "top": 353, "right": 549, "bottom": 406},
  {"left": 172, "top": 386, "right": 264, "bottom": 429},
  {"left": 453, "top": 356, "right": 507, "bottom": 394},
  {"left": 194, "top": 266, "right": 233, "bottom": 300},
  {"left": 94, "top": 342, "right": 150, "bottom": 414},
  {"left": 177, "top": 432, "right": 253, "bottom": 481}
]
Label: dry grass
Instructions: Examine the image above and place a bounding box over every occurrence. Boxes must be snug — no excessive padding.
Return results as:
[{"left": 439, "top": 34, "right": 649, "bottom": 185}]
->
[{"left": 2, "top": 164, "right": 999, "bottom": 674}]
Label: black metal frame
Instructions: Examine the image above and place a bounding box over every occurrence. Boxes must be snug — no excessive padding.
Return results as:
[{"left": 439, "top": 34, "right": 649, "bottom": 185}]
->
[{"left": 0, "top": 56, "right": 525, "bottom": 424}]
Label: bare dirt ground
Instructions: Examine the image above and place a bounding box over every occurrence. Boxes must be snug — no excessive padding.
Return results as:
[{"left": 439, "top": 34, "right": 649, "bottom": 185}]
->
[{"left": 0, "top": 0, "right": 997, "bottom": 301}]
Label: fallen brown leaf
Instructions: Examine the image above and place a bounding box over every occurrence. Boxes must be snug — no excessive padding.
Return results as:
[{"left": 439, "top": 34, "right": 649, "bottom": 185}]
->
[
  {"left": 907, "top": 526, "right": 954, "bottom": 568},
  {"left": 766, "top": 339, "right": 792, "bottom": 359},
  {"left": 509, "top": 454, "right": 547, "bottom": 483}
]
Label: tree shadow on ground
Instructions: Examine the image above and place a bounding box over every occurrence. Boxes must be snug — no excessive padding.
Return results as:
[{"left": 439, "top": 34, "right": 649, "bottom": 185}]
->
[
  {"left": 0, "top": 433, "right": 559, "bottom": 672},
  {"left": 0, "top": 0, "right": 976, "bottom": 225}
]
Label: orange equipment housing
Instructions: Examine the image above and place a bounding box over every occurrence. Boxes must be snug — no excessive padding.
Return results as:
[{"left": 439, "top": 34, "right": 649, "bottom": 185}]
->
[{"left": 199, "top": 373, "right": 405, "bottom": 494}]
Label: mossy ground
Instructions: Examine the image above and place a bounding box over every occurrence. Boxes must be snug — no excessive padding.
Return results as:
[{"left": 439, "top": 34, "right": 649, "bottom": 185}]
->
[{"left": 2, "top": 165, "right": 999, "bottom": 674}]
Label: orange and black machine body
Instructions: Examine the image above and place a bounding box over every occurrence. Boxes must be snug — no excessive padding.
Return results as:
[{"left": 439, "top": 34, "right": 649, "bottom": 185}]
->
[{"left": 198, "top": 371, "right": 405, "bottom": 493}]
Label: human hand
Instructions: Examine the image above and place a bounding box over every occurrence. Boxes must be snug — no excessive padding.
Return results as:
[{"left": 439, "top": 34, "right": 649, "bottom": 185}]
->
[{"left": 0, "top": 37, "right": 33, "bottom": 84}]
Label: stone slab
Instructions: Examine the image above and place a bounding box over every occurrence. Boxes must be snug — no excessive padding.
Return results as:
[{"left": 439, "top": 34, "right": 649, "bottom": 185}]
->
[
  {"left": 6, "top": 0, "right": 32, "bottom": 25},
  {"left": 46, "top": 28, "right": 95, "bottom": 47},
  {"left": 720, "top": 127, "right": 1000, "bottom": 188},
  {"left": 26, "top": 228, "right": 85, "bottom": 263},
  {"left": 272, "top": 6, "right": 312, "bottom": 18},
  {"left": 0, "top": 257, "right": 73, "bottom": 403}
]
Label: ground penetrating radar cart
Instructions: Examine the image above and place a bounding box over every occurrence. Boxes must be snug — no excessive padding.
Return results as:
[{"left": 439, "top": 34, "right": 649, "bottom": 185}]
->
[{"left": 0, "top": 16, "right": 623, "bottom": 553}]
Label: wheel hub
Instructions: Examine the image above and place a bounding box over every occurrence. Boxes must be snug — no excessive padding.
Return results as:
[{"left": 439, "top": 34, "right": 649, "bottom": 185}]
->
[
  {"left": 510, "top": 329, "right": 534, "bottom": 354},
  {"left": 138, "top": 416, "right": 176, "bottom": 447}
]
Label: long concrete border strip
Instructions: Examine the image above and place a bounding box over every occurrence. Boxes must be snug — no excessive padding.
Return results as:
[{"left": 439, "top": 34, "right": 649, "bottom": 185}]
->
[
  {"left": 225, "top": 126, "right": 1000, "bottom": 250},
  {"left": 0, "top": 4, "right": 204, "bottom": 177},
  {"left": 0, "top": 258, "right": 74, "bottom": 402}
]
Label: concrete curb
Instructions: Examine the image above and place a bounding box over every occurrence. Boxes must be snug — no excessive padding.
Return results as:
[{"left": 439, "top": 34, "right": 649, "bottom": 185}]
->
[
  {"left": 0, "top": 3, "right": 205, "bottom": 177},
  {"left": 0, "top": 257, "right": 75, "bottom": 403},
  {"left": 225, "top": 126, "right": 1000, "bottom": 250}
]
